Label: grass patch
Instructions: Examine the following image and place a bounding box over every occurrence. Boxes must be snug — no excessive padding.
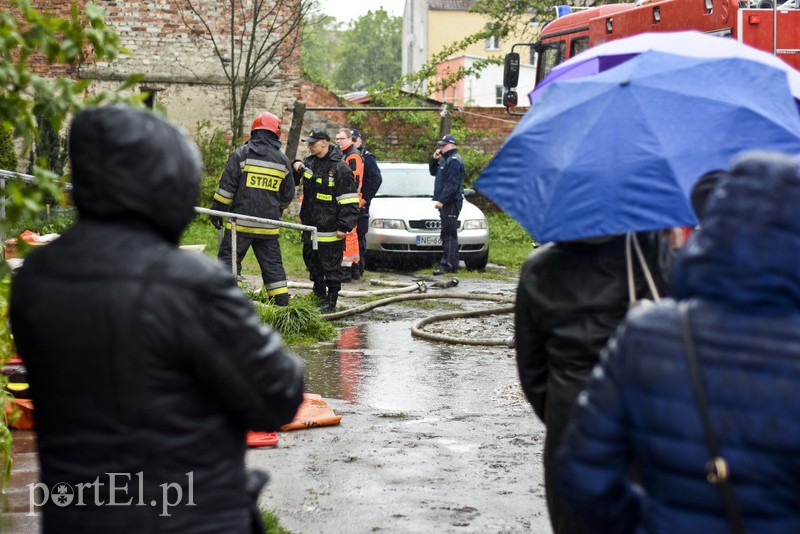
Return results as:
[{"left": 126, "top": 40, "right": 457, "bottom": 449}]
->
[
  {"left": 247, "top": 290, "right": 338, "bottom": 345},
  {"left": 486, "top": 212, "right": 534, "bottom": 272},
  {"left": 180, "top": 215, "right": 307, "bottom": 279},
  {"left": 261, "top": 508, "right": 293, "bottom": 534}
]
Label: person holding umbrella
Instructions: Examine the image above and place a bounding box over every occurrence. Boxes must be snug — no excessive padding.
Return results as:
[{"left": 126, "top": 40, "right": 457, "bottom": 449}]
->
[
  {"left": 515, "top": 231, "right": 672, "bottom": 534},
  {"left": 557, "top": 151, "right": 800, "bottom": 533}
]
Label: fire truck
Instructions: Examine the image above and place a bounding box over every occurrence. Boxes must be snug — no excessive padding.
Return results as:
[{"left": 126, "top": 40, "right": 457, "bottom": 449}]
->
[{"left": 502, "top": 0, "right": 800, "bottom": 111}]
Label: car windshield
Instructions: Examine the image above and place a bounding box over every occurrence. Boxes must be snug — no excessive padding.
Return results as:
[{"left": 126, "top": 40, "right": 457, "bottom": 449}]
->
[{"left": 376, "top": 168, "right": 434, "bottom": 198}]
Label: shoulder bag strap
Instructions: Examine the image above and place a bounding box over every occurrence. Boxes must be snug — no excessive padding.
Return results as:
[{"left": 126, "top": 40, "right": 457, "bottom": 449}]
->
[
  {"left": 678, "top": 301, "right": 746, "bottom": 534},
  {"left": 626, "top": 232, "right": 661, "bottom": 305}
]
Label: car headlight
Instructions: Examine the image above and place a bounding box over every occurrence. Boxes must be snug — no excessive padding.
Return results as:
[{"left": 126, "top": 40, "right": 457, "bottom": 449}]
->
[
  {"left": 463, "top": 219, "right": 488, "bottom": 230},
  {"left": 371, "top": 219, "right": 406, "bottom": 230}
]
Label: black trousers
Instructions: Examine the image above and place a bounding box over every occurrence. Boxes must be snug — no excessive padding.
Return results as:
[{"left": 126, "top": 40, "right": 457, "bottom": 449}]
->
[
  {"left": 218, "top": 232, "right": 287, "bottom": 294},
  {"left": 302, "top": 239, "right": 345, "bottom": 293},
  {"left": 356, "top": 214, "right": 369, "bottom": 268},
  {"left": 439, "top": 204, "right": 460, "bottom": 272}
]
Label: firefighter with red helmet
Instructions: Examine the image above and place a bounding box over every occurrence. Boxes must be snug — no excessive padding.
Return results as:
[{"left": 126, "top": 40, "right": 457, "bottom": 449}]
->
[{"left": 210, "top": 112, "right": 295, "bottom": 305}]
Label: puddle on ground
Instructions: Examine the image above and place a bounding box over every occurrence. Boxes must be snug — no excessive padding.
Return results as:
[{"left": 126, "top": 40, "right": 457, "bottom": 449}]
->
[{"left": 296, "top": 319, "right": 518, "bottom": 411}]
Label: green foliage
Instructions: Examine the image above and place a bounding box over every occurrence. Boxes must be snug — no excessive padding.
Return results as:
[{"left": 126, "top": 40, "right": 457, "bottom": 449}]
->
[
  {"left": 0, "top": 128, "right": 17, "bottom": 171},
  {"left": 331, "top": 9, "right": 401, "bottom": 92},
  {"left": 7, "top": 206, "right": 76, "bottom": 237},
  {"left": 486, "top": 211, "right": 534, "bottom": 271},
  {"left": 0, "top": 277, "right": 14, "bottom": 489},
  {"left": 195, "top": 120, "right": 230, "bottom": 179},
  {"left": 261, "top": 508, "right": 294, "bottom": 534},
  {"left": 193, "top": 120, "right": 231, "bottom": 207},
  {"left": 300, "top": 12, "right": 339, "bottom": 87},
  {"left": 28, "top": 112, "right": 68, "bottom": 176},
  {"left": 247, "top": 291, "right": 337, "bottom": 345}
]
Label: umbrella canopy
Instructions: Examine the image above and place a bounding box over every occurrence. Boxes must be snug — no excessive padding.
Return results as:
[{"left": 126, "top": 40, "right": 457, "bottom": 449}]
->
[
  {"left": 529, "top": 31, "right": 800, "bottom": 109},
  {"left": 475, "top": 50, "right": 800, "bottom": 243}
]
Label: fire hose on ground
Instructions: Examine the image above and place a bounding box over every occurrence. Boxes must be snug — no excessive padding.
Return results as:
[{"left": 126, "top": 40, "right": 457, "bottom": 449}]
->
[{"left": 287, "top": 278, "right": 516, "bottom": 347}]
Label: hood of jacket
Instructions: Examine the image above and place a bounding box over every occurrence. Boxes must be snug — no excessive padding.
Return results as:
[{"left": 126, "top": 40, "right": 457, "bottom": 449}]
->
[
  {"left": 248, "top": 129, "right": 282, "bottom": 155},
  {"left": 69, "top": 106, "right": 201, "bottom": 243},
  {"left": 672, "top": 151, "right": 800, "bottom": 313}
]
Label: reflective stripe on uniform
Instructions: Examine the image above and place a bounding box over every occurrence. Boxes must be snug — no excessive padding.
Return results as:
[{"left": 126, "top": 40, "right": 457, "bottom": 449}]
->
[
  {"left": 225, "top": 222, "right": 280, "bottom": 235},
  {"left": 264, "top": 280, "right": 289, "bottom": 296},
  {"left": 244, "top": 158, "right": 288, "bottom": 173},
  {"left": 317, "top": 231, "right": 343, "bottom": 242},
  {"left": 316, "top": 193, "right": 333, "bottom": 201},
  {"left": 213, "top": 188, "right": 234, "bottom": 205},
  {"left": 337, "top": 193, "right": 360, "bottom": 205}
]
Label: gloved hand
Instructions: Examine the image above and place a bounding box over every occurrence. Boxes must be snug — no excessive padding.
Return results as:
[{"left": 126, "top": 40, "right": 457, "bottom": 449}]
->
[{"left": 210, "top": 216, "right": 223, "bottom": 229}]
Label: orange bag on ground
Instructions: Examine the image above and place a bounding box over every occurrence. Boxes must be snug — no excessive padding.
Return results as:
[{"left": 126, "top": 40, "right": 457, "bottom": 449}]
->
[
  {"left": 6, "top": 398, "right": 35, "bottom": 430},
  {"left": 281, "top": 393, "right": 341, "bottom": 431},
  {"left": 246, "top": 431, "right": 279, "bottom": 447}
]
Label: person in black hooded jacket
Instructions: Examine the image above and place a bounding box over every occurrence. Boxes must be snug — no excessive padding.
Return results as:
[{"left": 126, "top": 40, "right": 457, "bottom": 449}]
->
[
  {"left": 10, "top": 106, "right": 305, "bottom": 534},
  {"left": 515, "top": 232, "right": 672, "bottom": 534}
]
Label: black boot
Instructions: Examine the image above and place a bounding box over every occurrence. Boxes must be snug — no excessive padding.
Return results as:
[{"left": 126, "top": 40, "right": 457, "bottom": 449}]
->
[
  {"left": 318, "top": 290, "right": 338, "bottom": 313},
  {"left": 340, "top": 266, "right": 352, "bottom": 283},
  {"left": 352, "top": 262, "right": 363, "bottom": 280},
  {"left": 312, "top": 282, "right": 326, "bottom": 302},
  {"left": 273, "top": 293, "right": 289, "bottom": 307}
]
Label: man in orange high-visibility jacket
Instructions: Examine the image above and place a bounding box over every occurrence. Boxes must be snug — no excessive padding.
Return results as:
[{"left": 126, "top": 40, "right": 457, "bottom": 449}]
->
[{"left": 334, "top": 128, "right": 364, "bottom": 282}]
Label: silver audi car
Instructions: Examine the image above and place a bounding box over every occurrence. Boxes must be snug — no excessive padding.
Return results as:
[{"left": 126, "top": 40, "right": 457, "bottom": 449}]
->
[{"left": 365, "top": 162, "right": 490, "bottom": 270}]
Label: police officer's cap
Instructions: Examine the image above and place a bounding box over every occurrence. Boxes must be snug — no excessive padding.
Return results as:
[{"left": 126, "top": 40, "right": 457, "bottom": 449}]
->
[
  {"left": 303, "top": 128, "right": 330, "bottom": 143},
  {"left": 436, "top": 134, "right": 458, "bottom": 146}
]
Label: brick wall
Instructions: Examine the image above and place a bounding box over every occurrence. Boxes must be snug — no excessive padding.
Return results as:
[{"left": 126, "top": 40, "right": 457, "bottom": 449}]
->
[{"left": 27, "top": 0, "right": 303, "bottom": 137}]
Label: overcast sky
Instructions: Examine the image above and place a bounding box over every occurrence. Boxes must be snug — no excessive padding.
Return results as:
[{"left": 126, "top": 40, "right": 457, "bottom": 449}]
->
[{"left": 317, "top": 0, "right": 405, "bottom": 23}]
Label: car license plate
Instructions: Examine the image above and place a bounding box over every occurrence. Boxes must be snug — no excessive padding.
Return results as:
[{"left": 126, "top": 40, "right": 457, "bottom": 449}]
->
[{"left": 416, "top": 235, "right": 442, "bottom": 246}]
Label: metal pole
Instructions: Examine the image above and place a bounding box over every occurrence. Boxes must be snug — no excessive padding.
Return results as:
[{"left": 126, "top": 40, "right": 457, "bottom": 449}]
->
[
  {"left": 230, "top": 219, "right": 237, "bottom": 277},
  {"left": 774, "top": 0, "right": 778, "bottom": 55},
  {"left": 301, "top": 106, "right": 451, "bottom": 112}
]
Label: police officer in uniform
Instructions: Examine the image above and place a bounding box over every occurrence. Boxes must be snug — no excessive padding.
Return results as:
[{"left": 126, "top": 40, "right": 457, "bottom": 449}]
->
[
  {"left": 210, "top": 112, "right": 295, "bottom": 305},
  {"left": 351, "top": 129, "right": 382, "bottom": 276},
  {"left": 429, "top": 133, "right": 464, "bottom": 275},
  {"left": 292, "top": 129, "right": 360, "bottom": 312}
]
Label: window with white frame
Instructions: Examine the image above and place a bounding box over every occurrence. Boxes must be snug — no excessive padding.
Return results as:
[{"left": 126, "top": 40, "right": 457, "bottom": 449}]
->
[{"left": 485, "top": 24, "right": 501, "bottom": 50}]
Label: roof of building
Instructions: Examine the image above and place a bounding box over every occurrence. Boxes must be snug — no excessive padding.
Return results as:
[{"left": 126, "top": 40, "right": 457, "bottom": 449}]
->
[{"left": 429, "top": 0, "right": 477, "bottom": 10}]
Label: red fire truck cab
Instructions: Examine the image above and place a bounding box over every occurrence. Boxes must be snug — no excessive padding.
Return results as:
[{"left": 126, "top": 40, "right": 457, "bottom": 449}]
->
[{"left": 502, "top": 0, "right": 800, "bottom": 110}]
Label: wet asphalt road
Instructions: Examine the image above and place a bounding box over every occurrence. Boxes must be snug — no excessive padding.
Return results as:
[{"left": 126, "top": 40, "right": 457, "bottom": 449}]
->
[{"left": 249, "top": 271, "right": 551, "bottom": 533}]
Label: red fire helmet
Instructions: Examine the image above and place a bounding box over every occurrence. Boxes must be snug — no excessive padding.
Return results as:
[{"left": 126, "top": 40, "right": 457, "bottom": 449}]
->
[{"left": 251, "top": 112, "right": 281, "bottom": 137}]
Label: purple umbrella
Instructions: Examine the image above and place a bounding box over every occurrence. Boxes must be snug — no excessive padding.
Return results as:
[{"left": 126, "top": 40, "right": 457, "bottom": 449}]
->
[{"left": 529, "top": 31, "right": 800, "bottom": 110}]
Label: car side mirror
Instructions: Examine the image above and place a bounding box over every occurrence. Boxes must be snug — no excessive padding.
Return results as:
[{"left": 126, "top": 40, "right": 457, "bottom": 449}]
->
[{"left": 503, "top": 52, "right": 520, "bottom": 89}]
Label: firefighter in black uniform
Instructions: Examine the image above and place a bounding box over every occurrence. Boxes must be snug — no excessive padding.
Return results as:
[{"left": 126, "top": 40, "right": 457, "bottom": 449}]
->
[
  {"left": 210, "top": 112, "right": 295, "bottom": 305},
  {"left": 351, "top": 129, "right": 382, "bottom": 276},
  {"left": 292, "top": 129, "right": 360, "bottom": 313}
]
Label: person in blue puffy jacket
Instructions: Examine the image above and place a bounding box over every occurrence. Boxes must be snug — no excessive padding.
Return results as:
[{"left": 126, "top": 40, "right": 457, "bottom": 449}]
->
[{"left": 557, "top": 151, "right": 800, "bottom": 534}]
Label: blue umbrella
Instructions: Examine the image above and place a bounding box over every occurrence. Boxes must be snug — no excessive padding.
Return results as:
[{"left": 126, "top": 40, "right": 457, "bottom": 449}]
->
[{"left": 474, "top": 50, "right": 800, "bottom": 243}]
